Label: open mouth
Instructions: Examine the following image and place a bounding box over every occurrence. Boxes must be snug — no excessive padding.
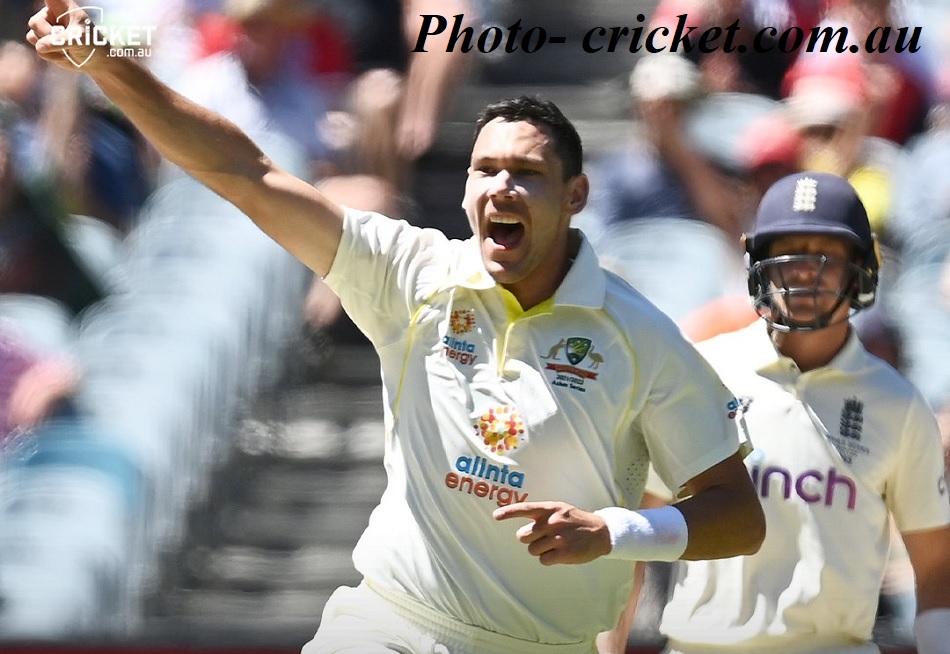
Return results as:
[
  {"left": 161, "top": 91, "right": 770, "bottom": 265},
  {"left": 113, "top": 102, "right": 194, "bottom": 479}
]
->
[{"left": 488, "top": 216, "right": 525, "bottom": 250}]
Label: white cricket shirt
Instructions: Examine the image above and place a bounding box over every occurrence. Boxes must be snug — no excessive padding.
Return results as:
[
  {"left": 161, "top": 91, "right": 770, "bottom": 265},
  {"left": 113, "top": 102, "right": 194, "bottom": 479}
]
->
[
  {"left": 323, "top": 209, "right": 742, "bottom": 644},
  {"left": 659, "top": 320, "right": 950, "bottom": 653}
]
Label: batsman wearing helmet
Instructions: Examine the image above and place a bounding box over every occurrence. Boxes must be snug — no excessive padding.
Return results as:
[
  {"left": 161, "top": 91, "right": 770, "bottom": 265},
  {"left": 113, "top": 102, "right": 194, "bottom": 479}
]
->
[{"left": 600, "top": 172, "right": 950, "bottom": 654}]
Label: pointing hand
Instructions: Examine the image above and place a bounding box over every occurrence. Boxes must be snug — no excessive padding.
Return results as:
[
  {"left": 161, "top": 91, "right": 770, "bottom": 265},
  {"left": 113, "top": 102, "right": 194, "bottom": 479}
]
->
[{"left": 493, "top": 501, "right": 611, "bottom": 565}]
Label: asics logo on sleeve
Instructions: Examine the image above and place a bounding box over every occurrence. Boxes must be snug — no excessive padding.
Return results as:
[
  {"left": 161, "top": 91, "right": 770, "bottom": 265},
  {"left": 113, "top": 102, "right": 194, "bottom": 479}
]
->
[{"left": 726, "top": 396, "right": 752, "bottom": 419}]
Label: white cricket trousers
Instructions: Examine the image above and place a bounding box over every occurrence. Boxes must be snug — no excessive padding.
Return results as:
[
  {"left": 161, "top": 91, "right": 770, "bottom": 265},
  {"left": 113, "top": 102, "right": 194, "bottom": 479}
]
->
[{"left": 301, "top": 581, "right": 599, "bottom": 654}]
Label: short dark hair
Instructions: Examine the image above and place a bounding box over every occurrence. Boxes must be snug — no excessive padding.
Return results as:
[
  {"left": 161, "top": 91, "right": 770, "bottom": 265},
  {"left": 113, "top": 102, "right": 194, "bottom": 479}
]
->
[{"left": 473, "top": 96, "right": 583, "bottom": 180}]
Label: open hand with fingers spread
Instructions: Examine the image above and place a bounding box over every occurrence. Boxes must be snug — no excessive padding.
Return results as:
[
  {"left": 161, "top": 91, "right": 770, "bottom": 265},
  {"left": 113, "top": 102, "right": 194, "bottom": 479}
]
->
[
  {"left": 26, "top": 0, "right": 100, "bottom": 72},
  {"left": 493, "top": 501, "right": 612, "bottom": 565}
]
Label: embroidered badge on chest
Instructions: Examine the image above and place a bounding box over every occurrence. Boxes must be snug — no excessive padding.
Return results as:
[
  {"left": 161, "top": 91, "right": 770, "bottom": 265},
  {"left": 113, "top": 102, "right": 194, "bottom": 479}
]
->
[
  {"left": 827, "top": 396, "right": 870, "bottom": 464},
  {"left": 540, "top": 336, "right": 602, "bottom": 392},
  {"left": 839, "top": 397, "right": 863, "bottom": 440}
]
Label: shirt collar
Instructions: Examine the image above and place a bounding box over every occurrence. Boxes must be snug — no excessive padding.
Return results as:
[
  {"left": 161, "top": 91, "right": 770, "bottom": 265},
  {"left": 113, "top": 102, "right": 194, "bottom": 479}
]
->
[
  {"left": 748, "top": 319, "right": 868, "bottom": 376},
  {"left": 449, "top": 229, "right": 607, "bottom": 309},
  {"left": 554, "top": 231, "right": 607, "bottom": 308}
]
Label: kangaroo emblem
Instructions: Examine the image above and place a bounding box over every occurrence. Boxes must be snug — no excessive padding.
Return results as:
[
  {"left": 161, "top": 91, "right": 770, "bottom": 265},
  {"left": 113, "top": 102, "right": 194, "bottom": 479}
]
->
[
  {"left": 588, "top": 346, "right": 604, "bottom": 369},
  {"left": 540, "top": 338, "right": 566, "bottom": 359}
]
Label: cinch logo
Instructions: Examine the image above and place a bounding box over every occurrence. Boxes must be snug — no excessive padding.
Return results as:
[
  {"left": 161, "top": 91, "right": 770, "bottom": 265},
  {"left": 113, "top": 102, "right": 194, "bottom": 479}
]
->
[
  {"left": 449, "top": 309, "right": 475, "bottom": 334},
  {"left": 474, "top": 405, "right": 524, "bottom": 453},
  {"left": 444, "top": 455, "right": 528, "bottom": 507},
  {"left": 50, "top": 7, "right": 157, "bottom": 68},
  {"left": 751, "top": 464, "right": 856, "bottom": 510},
  {"left": 442, "top": 334, "right": 478, "bottom": 365}
]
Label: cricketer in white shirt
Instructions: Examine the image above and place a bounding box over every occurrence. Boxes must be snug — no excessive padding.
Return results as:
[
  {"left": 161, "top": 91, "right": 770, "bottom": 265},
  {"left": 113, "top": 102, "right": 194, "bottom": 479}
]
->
[
  {"left": 605, "top": 171, "right": 950, "bottom": 654},
  {"left": 14, "top": 24, "right": 768, "bottom": 645},
  {"left": 655, "top": 319, "right": 950, "bottom": 654},
  {"left": 309, "top": 208, "right": 746, "bottom": 650}
]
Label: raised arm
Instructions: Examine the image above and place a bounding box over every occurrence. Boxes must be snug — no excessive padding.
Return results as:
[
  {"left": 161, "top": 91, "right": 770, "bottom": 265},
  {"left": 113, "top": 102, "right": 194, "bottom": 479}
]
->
[{"left": 26, "top": 0, "right": 343, "bottom": 277}]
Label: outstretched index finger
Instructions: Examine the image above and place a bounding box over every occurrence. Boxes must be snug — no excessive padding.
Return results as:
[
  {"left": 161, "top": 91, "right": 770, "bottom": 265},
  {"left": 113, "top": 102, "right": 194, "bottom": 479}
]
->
[
  {"left": 45, "top": 0, "right": 74, "bottom": 24},
  {"left": 493, "top": 502, "right": 556, "bottom": 522}
]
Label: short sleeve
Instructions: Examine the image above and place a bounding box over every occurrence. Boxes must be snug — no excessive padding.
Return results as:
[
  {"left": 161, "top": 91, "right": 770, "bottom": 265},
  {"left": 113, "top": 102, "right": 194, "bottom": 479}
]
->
[
  {"left": 639, "top": 338, "right": 742, "bottom": 497},
  {"left": 887, "top": 396, "right": 950, "bottom": 533}
]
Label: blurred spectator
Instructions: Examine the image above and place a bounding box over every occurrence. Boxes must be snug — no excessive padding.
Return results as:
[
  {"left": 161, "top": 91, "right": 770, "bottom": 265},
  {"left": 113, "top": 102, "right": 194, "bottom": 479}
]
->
[
  {"left": 885, "top": 116, "right": 950, "bottom": 617},
  {"left": 790, "top": 0, "right": 935, "bottom": 146},
  {"left": 0, "top": 322, "right": 79, "bottom": 448},
  {"left": 0, "top": 115, "right": 105, "bottom": 316},
  {"left": 737, "top": 108, "right": 804, "bottom": 199},
  {"left": 295, "top": 0, "right": 474, "bottom": 361},
  {"left": 648, "top": 0, "right": 798, "bottom": 99},
  {"left": 300, "top": 69, "right": 410, "bottom": 361},
  {"left": 38, "top": 70, "right": 154, "bottom": 233},
  {"left": 394, "top": 0, "right": 473, "bottom": 163},
  {"left": 179, "top": 0, "right": 339, "bottom": 178},
  {"left": 319, "top": 69, "right": 413, "bottom": 201},
  {"left": 884, "top": 121, "right": 950, "bottom": 411},
  {"left": 735, "top": 54, "right": 904, "bottom": 243},
  {"left": 576, "top": 53, "right": 749, "bottom": 323},
  {"left": 0, "top": 40, "right": 43, "bottom": 178},
  {"left": 183, "top": 0, "right": 475, "bottom": 184},
  {"left": 0, "top": 38, "right": 153, "bottom": 234},
  {"left": 318, "top": 0, "right": 473, "bottom": 169}
]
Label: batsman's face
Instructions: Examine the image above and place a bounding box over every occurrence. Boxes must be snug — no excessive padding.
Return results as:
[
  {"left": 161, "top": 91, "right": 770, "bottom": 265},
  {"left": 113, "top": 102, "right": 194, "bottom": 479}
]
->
[
  {"left": 764, "top": 234, "right": 856, "bottom": 323},
  {"left": 462, "top": 119, "right": 587, "bottom": 308}
]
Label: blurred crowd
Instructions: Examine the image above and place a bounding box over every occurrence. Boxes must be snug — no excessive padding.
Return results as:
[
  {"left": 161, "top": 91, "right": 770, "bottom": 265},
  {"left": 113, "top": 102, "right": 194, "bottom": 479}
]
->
[{"left": 0, "top": 0, "right": 949, "bottom": 648}]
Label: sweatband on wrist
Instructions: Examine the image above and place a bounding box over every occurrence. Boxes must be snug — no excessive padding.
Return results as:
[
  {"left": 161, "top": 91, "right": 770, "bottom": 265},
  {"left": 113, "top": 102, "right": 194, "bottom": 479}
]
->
[
  {"left": 914, "top": 608, "right": 950, "bottom": 654},
  {"left": 594, "top": 505, "right": 688, "bottom": 561}
]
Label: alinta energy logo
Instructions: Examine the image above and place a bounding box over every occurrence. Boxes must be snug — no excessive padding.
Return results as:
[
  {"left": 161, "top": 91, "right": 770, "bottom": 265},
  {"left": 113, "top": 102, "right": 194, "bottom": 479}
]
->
[
  {"left": 443, "top": 309, "right": 479, "bottom": 365},
  {"left": 474, "top": 405, "right": 524, "bottom": 454},
  {"left": 444, "top": 453, "right": 528, "bottom": 507},
  {"left": 449, "top": 308, "right": 475, "bottom": 335},
  {"left": 50, "top": 6, "right": 157, "bottom": 68}
]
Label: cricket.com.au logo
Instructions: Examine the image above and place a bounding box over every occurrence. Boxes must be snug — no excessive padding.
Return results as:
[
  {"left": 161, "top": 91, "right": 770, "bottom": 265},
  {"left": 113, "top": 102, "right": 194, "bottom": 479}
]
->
[{"left": 50, "top": 6, "right": 156, "bottom": 68}]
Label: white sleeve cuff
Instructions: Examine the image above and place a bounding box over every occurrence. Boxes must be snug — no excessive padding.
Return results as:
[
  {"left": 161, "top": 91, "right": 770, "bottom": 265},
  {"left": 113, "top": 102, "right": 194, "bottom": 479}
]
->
[
  {"left": 594, "top": 505, "right": 688, "bottom": 562},
  {"left": 915, "top": 608, "right": 950, "bottom": 654}
]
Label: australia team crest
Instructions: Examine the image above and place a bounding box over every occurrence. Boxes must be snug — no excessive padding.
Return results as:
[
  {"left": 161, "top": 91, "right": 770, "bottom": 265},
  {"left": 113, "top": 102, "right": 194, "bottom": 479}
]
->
[
  {"left": 541, "top": 335, "right": 602, "bottom": 391},
  {"left": 565, "top": 337, "right": 592, "bottom": 365}
]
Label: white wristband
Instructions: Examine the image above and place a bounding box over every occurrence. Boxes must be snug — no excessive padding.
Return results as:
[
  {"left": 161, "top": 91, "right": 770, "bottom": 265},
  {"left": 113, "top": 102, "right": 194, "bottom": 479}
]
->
[
  {"left": 915, "top": 608, "right": 950, "bottom": 654},
  {"left": 594, "top": 505, "right": 688, "bottom": 561}
]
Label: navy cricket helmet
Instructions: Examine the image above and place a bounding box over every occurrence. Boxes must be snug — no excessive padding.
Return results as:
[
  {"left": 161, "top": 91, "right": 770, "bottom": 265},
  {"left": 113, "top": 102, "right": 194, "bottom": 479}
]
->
[{"left": 743, "top": 171, "right": 882, "bottom": 331}]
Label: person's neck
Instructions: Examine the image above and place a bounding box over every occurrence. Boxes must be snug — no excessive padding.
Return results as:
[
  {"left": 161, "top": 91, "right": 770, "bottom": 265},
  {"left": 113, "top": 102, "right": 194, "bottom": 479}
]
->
[
  {"left": 769, "top": 322, "right": 851, "bottom": 373},
  {"left": 505, "top": 231, "right": 580, "bottom": 311}
]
